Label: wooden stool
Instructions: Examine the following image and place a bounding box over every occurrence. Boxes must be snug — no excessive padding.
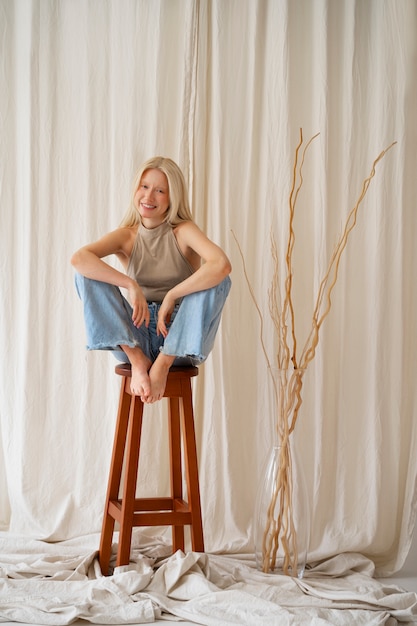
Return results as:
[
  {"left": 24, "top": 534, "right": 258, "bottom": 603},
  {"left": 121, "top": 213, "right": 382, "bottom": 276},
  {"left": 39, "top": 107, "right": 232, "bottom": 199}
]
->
[{"left": 99, "top": 363, "right": 205, "bottom": 575}]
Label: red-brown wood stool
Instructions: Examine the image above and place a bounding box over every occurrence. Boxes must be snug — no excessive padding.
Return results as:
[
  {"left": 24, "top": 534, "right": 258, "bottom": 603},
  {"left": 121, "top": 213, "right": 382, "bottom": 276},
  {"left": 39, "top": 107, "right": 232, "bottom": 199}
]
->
[{"left": 99, "top": 362, "right": 205, "bottom": 575}]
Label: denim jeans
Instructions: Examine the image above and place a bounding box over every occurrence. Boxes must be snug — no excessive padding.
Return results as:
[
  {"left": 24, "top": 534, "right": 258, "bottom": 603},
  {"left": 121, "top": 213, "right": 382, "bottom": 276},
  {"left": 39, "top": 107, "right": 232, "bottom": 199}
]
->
[{"left": 74, "top": 273, "right": 231, "bottom": 366}]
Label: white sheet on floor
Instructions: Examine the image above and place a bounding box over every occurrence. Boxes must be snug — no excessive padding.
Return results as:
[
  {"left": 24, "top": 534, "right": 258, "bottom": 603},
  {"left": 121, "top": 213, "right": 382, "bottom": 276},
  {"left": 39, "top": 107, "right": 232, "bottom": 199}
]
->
[{"left": 0, "top": 534, "right": 416, "bottom": 625}]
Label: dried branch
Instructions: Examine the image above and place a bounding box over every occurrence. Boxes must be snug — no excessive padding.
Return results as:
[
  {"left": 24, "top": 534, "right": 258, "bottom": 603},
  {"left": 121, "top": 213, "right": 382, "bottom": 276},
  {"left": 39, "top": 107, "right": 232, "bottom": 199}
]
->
[
  {"left": 232, "top": 134, "right": 396, "bottom": 575},
  {"left": 298, "top": 141, "right": 397, "bottom": 369},
  {"left": 285, "top": 130, "right": 320, "bottom": 369},
  {"left": 231, "top": 230, "right": 272, "bottom": 374}
]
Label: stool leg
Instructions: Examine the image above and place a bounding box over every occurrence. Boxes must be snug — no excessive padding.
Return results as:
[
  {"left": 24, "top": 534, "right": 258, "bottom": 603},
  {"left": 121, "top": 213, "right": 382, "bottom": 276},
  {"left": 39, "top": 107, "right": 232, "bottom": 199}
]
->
[
  {"left": 181, "top": 379, "right": 205, "bottom": 552},
  {"left": 169, "top": 397, "right": 185, "bottom": 552},
  {"left": 116, "top": 394, "right": 144, "bottom": 567},
  {"left": 99, "top": 377, "right": 132, "bottom": 575}
]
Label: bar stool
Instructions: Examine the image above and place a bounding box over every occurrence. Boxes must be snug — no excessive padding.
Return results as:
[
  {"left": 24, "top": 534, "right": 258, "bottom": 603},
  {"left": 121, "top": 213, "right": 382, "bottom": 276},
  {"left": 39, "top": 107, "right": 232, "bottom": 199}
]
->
[{"left": 99, "top": 363, "right": 205, "bottom": 575}]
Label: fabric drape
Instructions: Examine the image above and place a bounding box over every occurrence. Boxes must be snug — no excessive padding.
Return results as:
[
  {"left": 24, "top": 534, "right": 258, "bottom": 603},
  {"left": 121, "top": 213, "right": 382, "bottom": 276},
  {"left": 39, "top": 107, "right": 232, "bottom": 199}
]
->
[{"left": 0, "top": 0, "right": 416, "bottom": 579}]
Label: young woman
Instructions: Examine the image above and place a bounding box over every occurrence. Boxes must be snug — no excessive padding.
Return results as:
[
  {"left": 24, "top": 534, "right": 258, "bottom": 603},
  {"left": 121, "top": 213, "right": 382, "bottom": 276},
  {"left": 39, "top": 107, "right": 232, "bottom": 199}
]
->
[{"left": 71, "top": 156, "right": 231, "bottom": 403}]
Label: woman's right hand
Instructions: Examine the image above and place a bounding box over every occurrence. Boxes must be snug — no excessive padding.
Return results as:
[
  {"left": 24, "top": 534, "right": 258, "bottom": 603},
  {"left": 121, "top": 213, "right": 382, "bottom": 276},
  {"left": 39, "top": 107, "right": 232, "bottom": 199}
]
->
[
  {"left": 128, "top": 281, "right": 150, "bottom": 328},
  {"left": 71, "top": 227, "right": 149, "bottom": 326}
]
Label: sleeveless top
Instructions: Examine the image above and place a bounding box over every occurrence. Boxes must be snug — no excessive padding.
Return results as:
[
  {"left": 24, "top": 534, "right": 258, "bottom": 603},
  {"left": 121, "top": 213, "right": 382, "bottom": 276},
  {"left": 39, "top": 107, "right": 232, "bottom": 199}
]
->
[{"left": 126, "top": 221, "right": 195, "bottom": 302}]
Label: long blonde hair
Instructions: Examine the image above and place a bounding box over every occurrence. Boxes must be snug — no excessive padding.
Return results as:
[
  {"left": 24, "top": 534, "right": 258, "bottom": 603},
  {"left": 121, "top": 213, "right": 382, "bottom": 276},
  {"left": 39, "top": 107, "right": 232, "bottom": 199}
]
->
[{"left": 119, "top": 157, "right": 193, "bottom": 227}]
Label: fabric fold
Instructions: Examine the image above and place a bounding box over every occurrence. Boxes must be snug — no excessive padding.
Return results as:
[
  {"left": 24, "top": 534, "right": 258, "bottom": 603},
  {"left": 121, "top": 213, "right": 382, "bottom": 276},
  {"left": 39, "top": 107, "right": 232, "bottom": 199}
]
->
[{"left": 0, "top": 536, "right": 415, "bottom": 625}]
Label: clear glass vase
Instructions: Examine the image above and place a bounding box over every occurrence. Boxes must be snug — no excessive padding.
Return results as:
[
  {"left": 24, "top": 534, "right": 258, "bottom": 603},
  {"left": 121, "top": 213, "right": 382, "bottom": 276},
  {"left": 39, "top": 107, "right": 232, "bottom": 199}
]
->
[{"left": 254, "top": 369, "right": 310, "bottom": 578}]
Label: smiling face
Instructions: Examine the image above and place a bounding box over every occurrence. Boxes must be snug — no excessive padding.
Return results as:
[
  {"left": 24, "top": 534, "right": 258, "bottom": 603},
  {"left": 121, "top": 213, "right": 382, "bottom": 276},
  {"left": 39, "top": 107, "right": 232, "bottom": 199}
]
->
[{"left": 134, "top": 168, "right": 170, "bottom": 228}]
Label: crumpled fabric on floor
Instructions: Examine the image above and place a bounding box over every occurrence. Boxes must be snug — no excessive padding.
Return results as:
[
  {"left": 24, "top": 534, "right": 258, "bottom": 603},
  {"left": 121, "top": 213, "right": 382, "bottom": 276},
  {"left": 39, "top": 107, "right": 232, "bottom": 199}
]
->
[{"left": 0, "top": 533, "right": 416, "bottom": 625}]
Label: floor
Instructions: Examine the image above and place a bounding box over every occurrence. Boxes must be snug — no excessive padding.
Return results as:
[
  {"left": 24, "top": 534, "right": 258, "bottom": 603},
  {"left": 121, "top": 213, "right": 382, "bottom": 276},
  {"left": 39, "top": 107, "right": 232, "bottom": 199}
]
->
[
  {"left": 1, "top": 531, "right": 416, "bottom": 625},
  {"left": 148, "top": 542, "right": 417, "bottom": 624}
]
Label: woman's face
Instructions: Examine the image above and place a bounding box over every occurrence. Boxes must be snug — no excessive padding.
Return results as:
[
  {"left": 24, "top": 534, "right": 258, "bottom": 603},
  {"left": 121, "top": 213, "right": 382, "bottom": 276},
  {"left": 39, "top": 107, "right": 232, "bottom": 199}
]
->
[{"left": 134, "top": 168, "right": 170, "bottom": 226}]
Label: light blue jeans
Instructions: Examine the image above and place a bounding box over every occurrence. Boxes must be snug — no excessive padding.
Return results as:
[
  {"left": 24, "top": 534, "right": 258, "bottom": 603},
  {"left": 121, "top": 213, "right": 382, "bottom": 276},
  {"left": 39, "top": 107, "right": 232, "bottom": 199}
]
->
[{"left": 74, "top": 274, "right": 231, "bottom": 366}]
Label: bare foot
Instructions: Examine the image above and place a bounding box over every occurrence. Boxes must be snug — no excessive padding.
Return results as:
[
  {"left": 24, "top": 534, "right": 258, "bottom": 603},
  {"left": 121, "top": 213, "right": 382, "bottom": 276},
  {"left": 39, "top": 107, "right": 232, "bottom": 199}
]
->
[
  {"left": 145, "top": 354, "right": 175, "bottom": 403},
  {"left": 120, "top": 345, "right": 152, "bottom": 401},
  {"left": 131, "top": 364, "right": 152, "bottom": 401}
]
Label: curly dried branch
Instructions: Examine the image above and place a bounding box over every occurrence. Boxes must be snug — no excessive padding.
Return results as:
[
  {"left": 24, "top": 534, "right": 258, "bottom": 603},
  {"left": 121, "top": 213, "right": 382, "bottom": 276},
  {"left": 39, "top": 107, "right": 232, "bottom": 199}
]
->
[
  {"left": 284, "top": 130, "right": 303, "bottom": 369},
  {"left": 299, "top": 141, "right": 397, "bottom": 369},
  {"left": 285, "top": 130, "right": 320, "bottom": 369},
  {"left": 232, "top": 135, "right": 396, "bottom": 575}
]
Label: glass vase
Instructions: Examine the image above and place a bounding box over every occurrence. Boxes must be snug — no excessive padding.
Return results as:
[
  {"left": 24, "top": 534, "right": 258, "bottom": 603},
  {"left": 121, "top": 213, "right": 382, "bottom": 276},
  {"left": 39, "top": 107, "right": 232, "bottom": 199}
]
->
[{"left": 254, "top": 369, "right": 310, "bottom": 578}]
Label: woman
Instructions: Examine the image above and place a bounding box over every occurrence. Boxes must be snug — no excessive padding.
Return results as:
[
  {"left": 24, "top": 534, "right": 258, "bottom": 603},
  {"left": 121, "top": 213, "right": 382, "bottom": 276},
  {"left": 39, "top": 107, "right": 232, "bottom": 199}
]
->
[{"left": 71, "top": 156, "right": 231, "bottom": 403}]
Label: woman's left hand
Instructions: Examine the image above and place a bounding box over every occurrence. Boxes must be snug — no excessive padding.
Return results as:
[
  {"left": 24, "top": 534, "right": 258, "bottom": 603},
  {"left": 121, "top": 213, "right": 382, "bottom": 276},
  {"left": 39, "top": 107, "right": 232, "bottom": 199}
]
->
[{"left": 157, "top": 292, "right": 176, "bottom": 337}]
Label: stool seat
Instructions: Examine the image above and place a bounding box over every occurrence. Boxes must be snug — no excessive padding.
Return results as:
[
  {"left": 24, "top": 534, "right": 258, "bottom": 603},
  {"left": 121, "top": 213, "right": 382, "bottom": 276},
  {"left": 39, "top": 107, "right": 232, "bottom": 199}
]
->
[{"left": 99, "top": 363, "right": 204, "bottom": 575}]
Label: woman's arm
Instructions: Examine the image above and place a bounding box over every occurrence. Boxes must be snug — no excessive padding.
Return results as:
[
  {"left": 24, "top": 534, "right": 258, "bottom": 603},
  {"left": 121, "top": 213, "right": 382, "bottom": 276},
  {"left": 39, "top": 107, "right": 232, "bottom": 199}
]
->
[
  {"left": 157, "top": 222, "right": 231, "bottom": 336},
  {"left": 70, "top": 228, "right": 136, "bottom": 286},
  {"left": 172, "top": 221, "right": 231, "bottom": 298},
  {"left": 71, "top": 228, "right": 150, "bottom": 327}
]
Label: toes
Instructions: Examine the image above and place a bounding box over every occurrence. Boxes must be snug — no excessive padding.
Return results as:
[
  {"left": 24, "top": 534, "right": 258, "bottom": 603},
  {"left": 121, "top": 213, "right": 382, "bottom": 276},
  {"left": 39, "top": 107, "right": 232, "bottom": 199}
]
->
[{"left": 143, "top": 393, "right": 163, "bottom": 404}]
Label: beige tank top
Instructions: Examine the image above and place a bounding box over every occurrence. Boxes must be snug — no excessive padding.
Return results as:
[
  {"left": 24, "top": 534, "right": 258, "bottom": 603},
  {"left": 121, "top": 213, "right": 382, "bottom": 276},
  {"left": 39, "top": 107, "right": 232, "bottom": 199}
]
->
[{"left": 126, "top": 221, "right": 195, "bottom": 302}]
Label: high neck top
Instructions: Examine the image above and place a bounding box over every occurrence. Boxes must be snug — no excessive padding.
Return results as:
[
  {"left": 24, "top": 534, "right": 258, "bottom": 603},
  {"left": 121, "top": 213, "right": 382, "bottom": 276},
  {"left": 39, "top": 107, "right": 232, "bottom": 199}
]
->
[{"left": 126, "top": 221, "right": 194, "bottom": 302}]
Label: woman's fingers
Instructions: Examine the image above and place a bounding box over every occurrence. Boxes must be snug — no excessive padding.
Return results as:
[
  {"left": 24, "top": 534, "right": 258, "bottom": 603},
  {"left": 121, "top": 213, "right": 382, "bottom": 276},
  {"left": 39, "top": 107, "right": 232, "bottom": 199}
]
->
[{"left": 132, "top": 303, "right": 150, "bottom": 327}]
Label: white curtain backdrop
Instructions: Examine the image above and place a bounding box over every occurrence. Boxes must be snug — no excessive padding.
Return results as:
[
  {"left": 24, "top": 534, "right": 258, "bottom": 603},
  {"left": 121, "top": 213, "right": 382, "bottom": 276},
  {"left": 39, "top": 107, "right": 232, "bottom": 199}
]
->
[{"left": 1, "top": 0, "right": 416, "bottom": 595}]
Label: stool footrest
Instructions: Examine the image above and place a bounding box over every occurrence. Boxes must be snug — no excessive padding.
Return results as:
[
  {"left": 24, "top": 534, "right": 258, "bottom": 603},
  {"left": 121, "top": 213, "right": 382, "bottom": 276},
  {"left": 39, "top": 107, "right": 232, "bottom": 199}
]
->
[
  {"left": 108, "top": 497, "right": 191, "bottom": 516},
  {"left": 133, "top": 497, "right": 190, "bottom": 512},
  {"left": 108, "top": 498, "right": 193, "bottom": 528}
]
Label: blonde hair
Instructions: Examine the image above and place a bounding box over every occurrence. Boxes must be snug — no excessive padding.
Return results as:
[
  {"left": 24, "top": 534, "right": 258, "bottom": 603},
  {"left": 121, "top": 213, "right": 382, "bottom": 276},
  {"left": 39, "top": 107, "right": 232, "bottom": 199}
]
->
[{"left": 119, "top": 157, "right": 193, "bottom": 228}]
